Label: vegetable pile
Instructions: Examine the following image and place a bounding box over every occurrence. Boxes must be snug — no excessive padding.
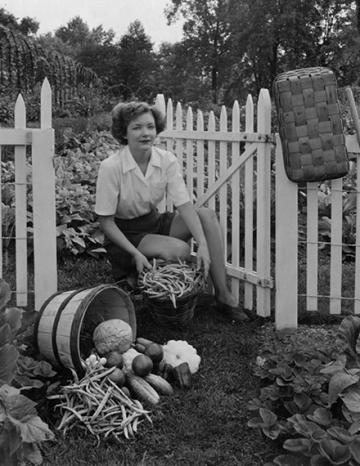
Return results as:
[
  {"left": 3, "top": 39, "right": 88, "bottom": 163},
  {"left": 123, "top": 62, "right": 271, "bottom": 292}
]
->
[
  {"left": 138, "top": 259, "right": 205, "bottom": 308},
  {"left": 51, "top": 360, "right": 151, "bottom": 443},
  {"left": 50, "top": 317, "right": 202, "bottom": 444}
]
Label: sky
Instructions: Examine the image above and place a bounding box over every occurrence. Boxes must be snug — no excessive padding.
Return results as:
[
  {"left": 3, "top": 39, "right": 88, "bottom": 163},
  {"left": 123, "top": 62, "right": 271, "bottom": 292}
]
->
[{"left": 1, "top": 0, "right": 184, "bottom": 47}]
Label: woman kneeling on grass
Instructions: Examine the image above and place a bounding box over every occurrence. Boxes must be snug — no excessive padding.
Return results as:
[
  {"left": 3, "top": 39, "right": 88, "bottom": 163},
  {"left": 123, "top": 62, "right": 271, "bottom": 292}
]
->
[{"left": 95, "top": 101, "right": 248, "bottom": 322}]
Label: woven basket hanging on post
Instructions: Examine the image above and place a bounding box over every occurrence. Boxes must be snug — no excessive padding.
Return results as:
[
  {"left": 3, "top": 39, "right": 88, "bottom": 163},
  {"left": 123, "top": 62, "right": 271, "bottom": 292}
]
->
[{"left": 273, "top": 67, "right": 349, "bottom": 183}]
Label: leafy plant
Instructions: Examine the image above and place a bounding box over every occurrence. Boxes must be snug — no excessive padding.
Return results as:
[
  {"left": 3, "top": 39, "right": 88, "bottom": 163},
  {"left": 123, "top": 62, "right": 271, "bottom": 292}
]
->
[
  {"left": 0, "top": 278, "right": 55, "bottom": 465},
  {"left": 248, "top": 316, "right": 360, "bottom": 465}
]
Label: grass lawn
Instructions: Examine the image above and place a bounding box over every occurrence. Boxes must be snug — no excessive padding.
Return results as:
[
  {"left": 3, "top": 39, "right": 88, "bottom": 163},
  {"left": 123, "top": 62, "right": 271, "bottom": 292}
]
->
[
  {"left": 31, "top": 256, "right": 280, "bottom": 465},
  {"left": 13, "top": 253, "right": 346, "bottom": 465}
]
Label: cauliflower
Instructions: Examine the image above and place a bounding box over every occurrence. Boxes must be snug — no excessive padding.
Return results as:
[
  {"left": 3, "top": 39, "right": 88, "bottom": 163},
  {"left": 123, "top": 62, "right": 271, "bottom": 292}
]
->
[
  {"left": 93, "top": 319, "right": 133, "bottom": 356},
  {"left": 162, "top": 340, "right": 201, "bottom": 374}
]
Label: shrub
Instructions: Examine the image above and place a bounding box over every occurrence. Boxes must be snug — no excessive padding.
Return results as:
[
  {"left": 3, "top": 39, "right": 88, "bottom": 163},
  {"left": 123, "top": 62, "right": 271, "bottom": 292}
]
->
[
  {"left": 248, "top": 316, "right": 360, "bottom": 465},
  {"left": 0, "top": 279, "right": 56, "bottom": 465}
]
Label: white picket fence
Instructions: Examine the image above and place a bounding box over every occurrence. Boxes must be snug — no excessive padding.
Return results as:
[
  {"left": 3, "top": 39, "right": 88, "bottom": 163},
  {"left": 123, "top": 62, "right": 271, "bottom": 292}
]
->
[
  {"left": 3, "top": 82, "right": 360, "bottom": 328},
  {"left": 276, "top": 131, "right": 360, "bottom": 329},
  {"left": 0, "top": 79, "right": 57, "bottom": 310},
  {"left": 155, "top": 91, "right": 274, "bottom": 317}
]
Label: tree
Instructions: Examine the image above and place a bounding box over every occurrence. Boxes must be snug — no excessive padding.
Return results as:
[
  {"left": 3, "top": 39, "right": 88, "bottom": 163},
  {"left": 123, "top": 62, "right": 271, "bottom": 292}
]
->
[
  {"left": 55, "top": 16, "right": 91, "bottom": 57},
  {"left": 0, "top": 8, "right": 39, "bottom": 35},
  {"left": 166, "top": 0, "right": 360, "bottom": 102},
  {"left": 165, "top": 0, "right": 233, "bottom": 103},
  {"left": 111, "top": 20, "right": 158, "bottom": 100}
]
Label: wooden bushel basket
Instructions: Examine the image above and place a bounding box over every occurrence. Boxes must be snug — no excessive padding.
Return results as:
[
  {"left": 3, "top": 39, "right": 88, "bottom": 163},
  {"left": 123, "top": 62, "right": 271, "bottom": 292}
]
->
[
  {"left": 273, "top": 67, "right": 349, "bottom": 183},
  {"left": 34, "top": 284, "right": 136, "bottom": 376}
]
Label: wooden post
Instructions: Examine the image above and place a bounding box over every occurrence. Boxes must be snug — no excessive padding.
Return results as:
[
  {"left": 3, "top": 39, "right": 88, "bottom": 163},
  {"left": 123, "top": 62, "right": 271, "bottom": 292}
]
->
[
  {"left": 231, "top": 100, "right": 240, "bottom": 302},
  {"left": 32, "top": 79, "right": 57, "bottom": 310},
  {"left": 244, "top": 95, "right": 254, "bottom": 310},
  {"left": 275, "top": 135, "right": 298, "bottom": 329},
  {"left": 256, "top": 89, "right": 272, "bottom": 316},
  {"left": 14, "top": 94, "right": 28, "bottom": 306}
]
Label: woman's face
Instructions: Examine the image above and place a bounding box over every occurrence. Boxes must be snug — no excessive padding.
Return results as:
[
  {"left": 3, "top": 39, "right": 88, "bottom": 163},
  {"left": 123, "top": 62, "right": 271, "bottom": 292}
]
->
[{"left": 126, "top": 111, "right": 157, "bottom": 154}]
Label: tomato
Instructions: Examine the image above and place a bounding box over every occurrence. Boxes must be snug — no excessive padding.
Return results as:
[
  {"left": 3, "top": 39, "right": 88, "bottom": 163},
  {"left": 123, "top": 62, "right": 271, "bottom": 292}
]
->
[
  {"left": 132, "top": 354, "right": 153, "bottom": 377},
  {"left": 144, "top": 343, "right": 164, "bottom": 363}
]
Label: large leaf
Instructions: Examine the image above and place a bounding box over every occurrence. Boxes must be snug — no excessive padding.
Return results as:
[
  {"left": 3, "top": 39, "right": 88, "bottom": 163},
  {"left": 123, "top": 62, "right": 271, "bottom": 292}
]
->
[
  {"left": 23, "top": 443, "right": 43, "bottom": 465},
  {"left": 320, "top": 357, "right": 347, "bottom": 375},
  {"left": 349, "top": 421, "right": 360, "bottom": 435},
  {"left": 349, "top": 438, "right": 360, "bottom": 463},
  {"left": 0, "top": 344, "right": 19, "bottom": 384},
  {"left": 336, "top": 316, "right": 360, "bottom": 357},
  {"left": 0, "top": 384, "right": 54, "bottom": 444},
  {"left": 0, "top": 279, "right": 11, "bottom": 310},
  {"left": 13, "top": 414, "right": 54, "bottom": 443},
  {"left": 318, "top": 438, "right": 351, "bottom": 465},
  {"left": 3, "top": 307, "right": 23, "bottom": 334},
  {"left": 288, "top": 414, "right": 323, "bottom": 438},
  {"left": 0, "top": 323, "right": 12, "bottom": 345},
  {"left": 283, "top": 438, "right": 312, "bottom": 455},
  {"left": 0, "top": 385, "right": 37, "bottom": 419},
  {"left": 307, "top": 407, "right": 333, "bottom": 427},
  {"left": 340, "top": 388, "right": 360, "bottom": 413},
  {"left": 328, "top": 372, "right": 359, "bottom": 406},
  {"left": 259, "top": 408, "right": 278, "bottom": 427},
  {"left": 327, "top": 426, "right": 354, "bottom": 444}
]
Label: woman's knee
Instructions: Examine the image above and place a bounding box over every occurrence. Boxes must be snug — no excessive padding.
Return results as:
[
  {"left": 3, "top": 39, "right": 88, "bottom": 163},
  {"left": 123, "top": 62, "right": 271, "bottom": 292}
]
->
[
  {"left": 197, "top": 207, "right": 218, "bottom": 226},
  {"left": 162, "top": 239, "right": 191, "bottom": 261}
]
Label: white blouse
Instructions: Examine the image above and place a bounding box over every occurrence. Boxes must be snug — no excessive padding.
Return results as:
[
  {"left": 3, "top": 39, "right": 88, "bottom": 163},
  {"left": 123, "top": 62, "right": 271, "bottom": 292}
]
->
[{"left": 95, "top": 145, "right": 190, "bottom": 219}]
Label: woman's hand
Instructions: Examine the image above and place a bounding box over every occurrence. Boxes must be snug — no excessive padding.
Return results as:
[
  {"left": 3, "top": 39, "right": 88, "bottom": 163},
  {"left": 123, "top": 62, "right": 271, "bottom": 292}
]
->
[
  {"left": 196, "top": 242, "right": 211, "bottom": 278},
  {"left": 133, "top": 251, "right": 152, "bottom": 274}
]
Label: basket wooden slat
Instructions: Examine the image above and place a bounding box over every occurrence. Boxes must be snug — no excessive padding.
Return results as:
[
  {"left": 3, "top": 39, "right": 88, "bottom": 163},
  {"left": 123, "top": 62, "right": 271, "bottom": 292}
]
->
[{"left": 273, "top": 67, "right": 349, "bottom": 183}]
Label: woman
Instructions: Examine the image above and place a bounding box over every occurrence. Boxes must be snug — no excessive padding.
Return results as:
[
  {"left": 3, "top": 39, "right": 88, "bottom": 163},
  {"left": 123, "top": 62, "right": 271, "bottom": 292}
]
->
[{"left": 95, "top": 101, "right": 248, "bottom": 322}]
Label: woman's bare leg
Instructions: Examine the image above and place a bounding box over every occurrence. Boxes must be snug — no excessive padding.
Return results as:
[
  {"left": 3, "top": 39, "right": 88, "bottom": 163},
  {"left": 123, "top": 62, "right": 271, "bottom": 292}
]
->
[
  {"left": 137, "top": 233, "right": 191, "bottom": 262},
  {"left": 169, "top": 207, "right": 236, "bottom": 307}
]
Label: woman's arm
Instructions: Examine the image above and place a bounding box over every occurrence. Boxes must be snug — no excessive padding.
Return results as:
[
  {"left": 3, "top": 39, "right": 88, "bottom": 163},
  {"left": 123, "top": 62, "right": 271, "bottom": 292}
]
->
[
  {"left": 176, "top": 202, "right": 211, "bottom": 276},
  {"left": 99, "top": 215, "right": 151, "bottom": 273}
]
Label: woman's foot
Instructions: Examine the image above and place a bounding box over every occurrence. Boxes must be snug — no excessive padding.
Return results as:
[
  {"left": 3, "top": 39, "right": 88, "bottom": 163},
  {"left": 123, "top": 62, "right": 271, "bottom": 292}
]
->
[{"left": 214, "top": 297, "right": 250, "bottom": 322}]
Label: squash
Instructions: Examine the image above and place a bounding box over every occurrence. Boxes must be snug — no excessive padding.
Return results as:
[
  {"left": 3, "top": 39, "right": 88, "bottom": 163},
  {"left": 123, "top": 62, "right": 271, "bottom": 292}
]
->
[
  {"left": 126, "top": 373, "right": 160, "bottom": 405},
  {"left": 144, "top": 373, "right": 173, "bottom": 395},
  {"left": 93, "top": 319, "right": 133, "bottom": 356},
  {"left": 162, "top": 340, "right": 201, "bottom": 374}
]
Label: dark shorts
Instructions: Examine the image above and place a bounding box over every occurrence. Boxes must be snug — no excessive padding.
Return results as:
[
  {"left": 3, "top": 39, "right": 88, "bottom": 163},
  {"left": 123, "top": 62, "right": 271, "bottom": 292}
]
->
[{"left": 106, "top": 209, "right": 176, "bottom": 280}]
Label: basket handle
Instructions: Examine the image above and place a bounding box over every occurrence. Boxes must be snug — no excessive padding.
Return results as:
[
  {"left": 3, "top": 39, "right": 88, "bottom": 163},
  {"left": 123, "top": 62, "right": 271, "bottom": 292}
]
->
[{"left": 346, "top": 87, "right": 360, "bottom": 146}]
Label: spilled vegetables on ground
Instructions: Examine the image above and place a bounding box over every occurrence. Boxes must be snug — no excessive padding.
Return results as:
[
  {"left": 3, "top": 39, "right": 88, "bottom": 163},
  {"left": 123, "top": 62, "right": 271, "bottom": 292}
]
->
[{"left": 48, "top": 316, "right": 202, "bottom": 445}]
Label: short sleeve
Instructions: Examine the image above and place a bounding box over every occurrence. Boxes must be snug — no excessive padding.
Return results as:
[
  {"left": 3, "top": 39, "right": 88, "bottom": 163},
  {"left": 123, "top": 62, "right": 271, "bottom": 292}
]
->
[
  {"left": 94, "top": 161, "right": 119, "bottom": 216},
  {"left": 166, "top": 153, "right": 190, "bottom": 207}
]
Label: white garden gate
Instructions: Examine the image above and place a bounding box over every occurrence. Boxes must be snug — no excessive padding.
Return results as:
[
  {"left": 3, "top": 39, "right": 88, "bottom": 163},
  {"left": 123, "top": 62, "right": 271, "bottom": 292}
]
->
[{"left": 155, "top": 91, "right": 274, "bottom": 318}]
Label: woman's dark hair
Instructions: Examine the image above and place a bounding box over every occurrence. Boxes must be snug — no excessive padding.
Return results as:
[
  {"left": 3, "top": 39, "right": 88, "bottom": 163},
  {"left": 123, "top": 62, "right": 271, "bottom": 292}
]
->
[{"left": 111, "top": 101, "right": 166, "bottom": 144}]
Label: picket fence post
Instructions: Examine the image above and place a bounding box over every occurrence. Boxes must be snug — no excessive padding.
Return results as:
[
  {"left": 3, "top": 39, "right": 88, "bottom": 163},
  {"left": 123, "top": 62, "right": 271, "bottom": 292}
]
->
[
  {"left": 32, "top": 79, "right": 57, "bottom": 310},
  {"left": 256, "top": 89, "right": 272, "bottom": 316},
  {"left": 244, "top": 95, "right": 254, "bottom": 310},
  {"left": 14, "top": 94, "right": 28, "bottom": 306},
  {"left": 275, "top": 135, "right": 298, "bottom": 329}
]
